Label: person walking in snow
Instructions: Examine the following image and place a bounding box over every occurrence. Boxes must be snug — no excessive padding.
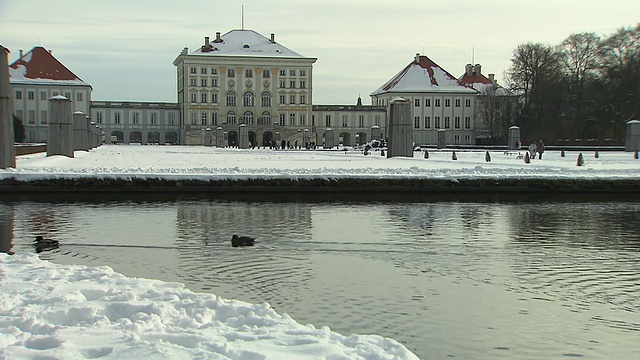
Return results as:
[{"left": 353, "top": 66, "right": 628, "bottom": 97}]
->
[
  {"left": 537, "top": 140, "right": 545, "bottom": 159},
  {"left": 528, "top": 142, "right": 538, "bottom": 159}
]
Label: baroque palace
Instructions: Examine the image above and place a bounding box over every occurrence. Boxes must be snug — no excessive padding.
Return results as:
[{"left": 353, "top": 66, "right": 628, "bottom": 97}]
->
[{"left": 9, "top": 29, "right": 504, "bottom": 147}]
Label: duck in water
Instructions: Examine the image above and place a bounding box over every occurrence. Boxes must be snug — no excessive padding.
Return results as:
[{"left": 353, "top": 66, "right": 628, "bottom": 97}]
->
[
  {"left": 231, "top": 235, "right": 255, "bottom": 247},
  {"left": 34, "top": 236, "right": 59, "bottom": 253}
]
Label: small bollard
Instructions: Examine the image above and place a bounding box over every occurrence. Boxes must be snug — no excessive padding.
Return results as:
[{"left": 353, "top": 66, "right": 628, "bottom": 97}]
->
[
  {"left": 452, "top": 151, "right": 457, "bottom": 160},
  {"left": 424, "top": 150, "right": 429, "bottom": 159},
  {"left": 577, "top": 153, "right": 585, "bottom": 166},
  {"left": 524, "top": 152, "right": 531, "bottom": 164},
  {"left": 485, "top": 151, "right": 491, "bottom": 162}
]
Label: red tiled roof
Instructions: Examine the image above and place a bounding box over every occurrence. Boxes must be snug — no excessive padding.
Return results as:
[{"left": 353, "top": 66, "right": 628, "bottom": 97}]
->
[
  {"left": 9, "top": 46, "right": 86, "bottom": 83},
  {"left": 459, "top": 73, "right": 492, "bottom": 85}
]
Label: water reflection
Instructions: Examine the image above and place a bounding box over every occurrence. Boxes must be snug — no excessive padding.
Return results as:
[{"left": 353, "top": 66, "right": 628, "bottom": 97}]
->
[{"left": 2, "top": 194, "right": 640, "bottom": 360}]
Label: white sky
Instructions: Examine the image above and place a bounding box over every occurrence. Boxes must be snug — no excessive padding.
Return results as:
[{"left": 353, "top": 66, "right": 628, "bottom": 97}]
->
[{"left": 1, "top": 0, "right": 638, "bottom": 104}]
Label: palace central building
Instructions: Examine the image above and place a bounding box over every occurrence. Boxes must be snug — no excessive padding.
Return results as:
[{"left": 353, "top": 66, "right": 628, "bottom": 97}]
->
[{"left": 173, "top": 30, "right": 317, "bottom": 146}]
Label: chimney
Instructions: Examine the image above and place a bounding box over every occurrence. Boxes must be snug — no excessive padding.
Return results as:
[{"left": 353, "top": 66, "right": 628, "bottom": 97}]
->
[
  {"left": 488, "top": 73, "right": 496, "bottom": 88},
  {"left": 415, "top": 53, "right": 420, "bottom": 63},
  {"left": 213, "top": 32, "right": 223, "bottom": 43},
  {"left": 270, "top": 33, "right": 276, "bottom": 43},
  {"left": 465, "top": 64, "right": 472, "bottom": 76},
  {"left": 473, "top": 63, "right": 481, "bottom": 76},
  {"left": 205, "top": 37, "right": 210, "bottom": 46},
  {"left": 19, "top": 49, "right": 23, "bottom": 58}
]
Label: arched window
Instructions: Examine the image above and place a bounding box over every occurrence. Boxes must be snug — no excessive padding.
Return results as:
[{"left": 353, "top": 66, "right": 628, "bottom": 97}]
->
[
  {"left": 226, "top": 91, "right": 237, "bottom": 107},
  {"left": 261, "top": 92, "right": 272, "bottom": 107},
  {"left": 243, "top": 111, "right": 254, "bottom": 125},
  {"left": 261, "top": 111, "right": 271, "bottom": 126},
  {"left": 226, "top": 111, "right": 236, "bottom": 125},
  {"left": 243, "top": 91, "right": 255, "bottom": 107}
]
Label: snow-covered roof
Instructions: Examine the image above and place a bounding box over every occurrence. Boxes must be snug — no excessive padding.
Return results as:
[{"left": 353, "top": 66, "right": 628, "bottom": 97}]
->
[
  {"left": 9, "top": 46, "right": 91, "bottom": 88},
  {"left": 371, "top": 54, "right": 476, "bottom": 96},
  {"left": 458, "top": 65, "right": 511, "bottom": 96},
  {"left": 189, "top": 29, "right": 312, "bottom": 59}
]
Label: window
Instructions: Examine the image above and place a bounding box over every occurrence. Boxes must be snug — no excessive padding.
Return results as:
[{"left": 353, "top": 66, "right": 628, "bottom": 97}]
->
[
  {"left": 300, "top": 80, "right": 306, "bottom": 88},
  {"left": 212, "top": 79, "right": 218, "bottom": 87},
  {"left": 65, "top": 92, "right": 71, "bottom": 99},
  {"left": 227, "top": 69, "right": 235, "bottom": 78},
  {"left": 279, "top": 80, "right": 286, "bottom": 88},
  {"left": 424, "top": 116, "right": 431, "bottom": 129},
  {"left": 132, "top": 112, "right": 139, "bottom": 125},
  {"left": 261, "top": 112, "right": 271, "bottom": 125},
  {"left": 227, "top": 111, "right": 236, "bottom": 125},
  {"left": 190, "top": 111, "right": 197, "bottom": 125},
  {"left": 261, "top": 92, "right": 271, "bottom": 107},
  {"left": 358, "top": 115, "right": 365, "bottom": 128},
  {"left": 414, "top": 98, "right": 420, "bottom": 107},
  {"left": 262, "top": 70, "right": 270, "bottom": 78},
  {"left": 96, "top": 111, "right": 103, "bottom": 124},
  {"left": 342, "top": 115, "right": 348, "bottom": 127},
  {"left": 40, "top": 91, "right": 47, "bottom": 100},
  {"left": 243, "top": 91, "right": 254, "bottom": 107},
  {"left": 40, "top": 111, "right": 47, "bottom": 125},
  {"left": 28, "top": 91, "right": 34, "bottom": 100},
  {"left": 190, "top": 67, "right": 197, "bottom": 74},
  {"left": 289, "top": 113, "right": 295, "bottom": 126},
  {"left": 190, "top": 93, "right": 197, "bottom": 103},
  {"left": 425, "top": 98, "right": 431, "bottom": 107},
  {"left": 465, "top": 99, "right": 471, "bottom": 107},
  {"left": 289, "top": 94, "right": 296, "bottom": 104},
  {"left": 114, "top": 112, "right": 121, "bottom": 124},
  {"left": 279, "top": 70, "right": 286, "bottom": 76},
  {"left": 279, "top": 113, "right": 286, "bottom": 126},
  {"left": 454, "top": 116, "right": 460, "bottom": 129},
  {"left": 290, "top": 70, "right": 296, "bottom": 76},
  {"left": 375, "top": 115, "right": 381, "bottom": 126},
  {"left": 15, "top": 91, "right": 22, "bottom": 99},
  {"left": 211, "top": 68, "right": 218, "bottom": 75},
  {"left": 279, "top": 95, "right": 286, "bottom": 104},
  {"left": 300, "top": 113, "right": 306, "bottom": 126},
  {"left": 27, "top": 110, "right": 35, "bottom": 124},
  {"left": 226, "top": 91, "right": 237, "bottom": 106},
  {"left": 464, "top": 135, "right": 471, "bottom": 144},
  {"left": 201, "top": 68, "right": 207, "bottom": 74},
  {"left": 454, "top": 135, "right": 460, "bottom": 145},
  {"left": 77, "top": 93, "right": 83, "bottom": 101},
  {"left": 325, "top": 115, "right": 331, "bottom": 127},
  {"left": 201, "top": 93, "right": 207, "bottom": 103},
  {"left": 444, "top": 116, "right": 450, "bottom": 129},
  {"left": 465, "top": 116, "right": 471, "bottom": 129},
  {"left": 201, "top": 79, "right": 207, "bottom": 87},
  {"left": 435, "top": 116, "right": 441, "bottom": 128},
  {"left": 414, "top": 116, "right": 420, "bottom": 129},
  {"left": 212, "top": 112, "right": 218, "bottom": 125},
  {"left": 168, "top": 113, "right": 175, "bottom": 125},
  {"left": 212, "top": 93, "right": 218, "bottom": 103},
  {"left": 289, "top": 80, "right": 296, "bottom": 88},
  {"left": 435, "top": 99, "right": 440, "bottom": 107},
  {"left": 201, "top": 112, "right": 207, "bottom": 125},
  {"left": 190, "top": 78, "right": 197, "bottom": 86},
  {"left": 300, "top": 94, "right": 306, "bottom": 104},
  {"left": 445, "top": 99, "right": 451, "bottom": 107},
  {"left": 300, "top": 70, "right": 306, "bottom": 76},
  {"left": 245, "top": 69, "right": 253, "bottom": 78},
  {"left": 455, "top": 99, "right": 461, "bottom": 107},
  {"left": 150, "top": 113, "right": 158, "bottom": 125}
]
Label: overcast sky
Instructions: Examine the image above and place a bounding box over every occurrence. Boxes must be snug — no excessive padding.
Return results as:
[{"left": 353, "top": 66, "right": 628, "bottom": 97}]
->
[{"left": 1, "top": 0, "right": 638, "bottom": 105}]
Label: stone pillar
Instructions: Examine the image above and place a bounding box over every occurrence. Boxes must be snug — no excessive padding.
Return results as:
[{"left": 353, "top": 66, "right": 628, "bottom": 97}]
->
[
  {"left": 371, "top": 125, "right": 381, "bottom": 141},
  {"left": 85, "top": 117, "right": 94, "bottom": 149},
  {"left": 324, "top": 128, "right": 334, "bottom": 149},
  {"left": 47, "top": 95, "right": 74, "bottom": 157},
  {"left": 73, "top": 111, "right": 89, "bottom": 151},
  {"left": 239, "top": 124, "right": 249, "bottom": 148},
  {"left": 204, "top": 128, "right": 213, "bottom": 147},
  {"left": 625, "top": 120, "right": 640, "bottom": 152},
  {"left": 387, "top": 98, "right": 413, "bottom": 157},
  {"left": 508, "top": 125, "right": 521, "bottom": 150},
  {"left": 215, "top": 127, "right": 224, "bottom": 147},
  {"left": 303, "top": 129, "right": 310, "bottom": 148},
  {"left": 275, "top": 131, "right": 281, "bottom": 142},
  {"left": 0, "top": 45, "right": 15, "bottom": 169},
  {"left": 437, "top": 129, "right": 447, "bottom": 149}
]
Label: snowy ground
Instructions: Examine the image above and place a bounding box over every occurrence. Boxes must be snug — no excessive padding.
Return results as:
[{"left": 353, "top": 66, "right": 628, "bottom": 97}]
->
[{"left": 2, "top": 144, "right": 640, "bottom": 182}]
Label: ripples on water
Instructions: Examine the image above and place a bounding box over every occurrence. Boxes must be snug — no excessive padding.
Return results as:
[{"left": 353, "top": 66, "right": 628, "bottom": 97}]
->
[{"left": 2, "top": 194, "right": 640, "bottom": 359}]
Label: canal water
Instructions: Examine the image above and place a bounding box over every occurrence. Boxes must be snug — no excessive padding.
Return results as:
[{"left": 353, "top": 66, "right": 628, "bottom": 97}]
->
[{"left": 1, "top": 193, "right": 639, "bottom": 359}]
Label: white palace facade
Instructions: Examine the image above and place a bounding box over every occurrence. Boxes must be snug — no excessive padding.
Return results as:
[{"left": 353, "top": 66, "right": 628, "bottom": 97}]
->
[{"left": 9, "top": 30, "right": 485, "bottom": 147}]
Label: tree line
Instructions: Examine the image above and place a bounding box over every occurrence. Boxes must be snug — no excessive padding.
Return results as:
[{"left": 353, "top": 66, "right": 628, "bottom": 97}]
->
[{"left": 480, "top": 23, "right": 640, "bottom": 145}]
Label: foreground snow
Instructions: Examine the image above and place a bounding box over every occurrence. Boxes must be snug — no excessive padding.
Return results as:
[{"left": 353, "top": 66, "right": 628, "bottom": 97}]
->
[
  {"left": 0, "top": 254, "right": 418, "bottom": 360},
  {"left": 1, "top": 145, "right": 640, "bottom": 181}
]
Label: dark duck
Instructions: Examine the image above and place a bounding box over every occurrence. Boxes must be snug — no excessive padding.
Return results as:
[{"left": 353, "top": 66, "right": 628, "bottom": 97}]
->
[
  {"left": 231, "top": 235, "right": 255, "bottom": 247},
  {"left": 34, "top": 236, "right": 60, "bottom": 252}
]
